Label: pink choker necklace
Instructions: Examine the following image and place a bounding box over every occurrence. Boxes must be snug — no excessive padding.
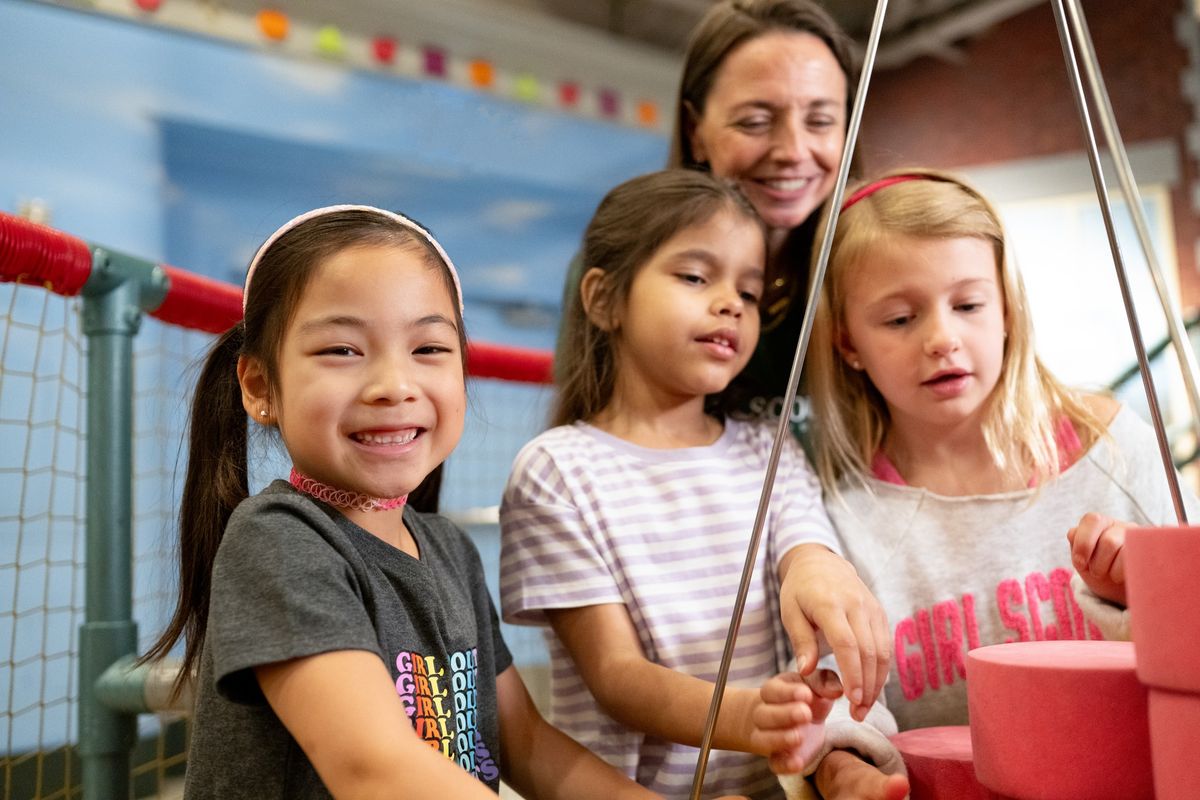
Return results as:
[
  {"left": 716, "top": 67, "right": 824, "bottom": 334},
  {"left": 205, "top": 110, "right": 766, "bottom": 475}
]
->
[{"left": 288, "top": 468, "right": 408, "bottom": 512}]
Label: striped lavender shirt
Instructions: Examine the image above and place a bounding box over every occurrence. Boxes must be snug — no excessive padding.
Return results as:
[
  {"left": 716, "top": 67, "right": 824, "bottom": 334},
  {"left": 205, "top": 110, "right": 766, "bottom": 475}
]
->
[{"left": 499, "top": 418, "right": 839, "bottom": 800}]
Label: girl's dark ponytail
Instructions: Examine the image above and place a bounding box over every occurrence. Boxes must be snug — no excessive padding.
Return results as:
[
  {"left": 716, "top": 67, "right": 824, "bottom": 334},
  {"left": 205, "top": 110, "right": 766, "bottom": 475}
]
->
[{"left": 140, "top": 323, "right": 249, "bottom": 695}]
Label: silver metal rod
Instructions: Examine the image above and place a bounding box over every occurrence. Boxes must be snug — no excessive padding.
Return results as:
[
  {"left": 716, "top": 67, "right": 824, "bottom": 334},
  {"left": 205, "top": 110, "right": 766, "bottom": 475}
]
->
[
  {"left": 687, "top": 0, "right": 891, "bottom": 796},
  {"left": 1064, "top": 0, "right": 1200, "bottom": 455},
  {"left": 1051, "top": 0, "right": 1187, "bottom": 523}
]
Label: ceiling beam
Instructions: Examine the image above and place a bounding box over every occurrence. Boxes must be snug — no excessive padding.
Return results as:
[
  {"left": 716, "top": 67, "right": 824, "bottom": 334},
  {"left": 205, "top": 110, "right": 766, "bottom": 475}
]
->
[{"left": 876, "top": 0, "right": 1044, "bottom": 69}]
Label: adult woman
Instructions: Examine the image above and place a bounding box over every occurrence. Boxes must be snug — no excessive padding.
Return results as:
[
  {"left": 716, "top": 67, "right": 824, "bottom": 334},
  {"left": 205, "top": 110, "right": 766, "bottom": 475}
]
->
[
  {"left": 669, "top": 0, "right": 857, "bottom": 408},
  {"left": 559, "top": 1, "right": 856, "bottom": 421}
]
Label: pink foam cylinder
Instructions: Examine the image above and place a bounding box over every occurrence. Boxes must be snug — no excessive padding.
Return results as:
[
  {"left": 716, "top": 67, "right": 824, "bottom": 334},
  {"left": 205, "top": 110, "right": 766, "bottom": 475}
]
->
[
  {"left": 967, "top": 641, "right": 1152, "bottom": 800},
  {"left": 1124, "top": 525, "right": 1200, "bottom": 692},
  {"left": 889, "top": 726, "right": 1000, "bottom": 800},
  {"left": 1146, "top": 687, "right": 1200, "bottom": 799}
]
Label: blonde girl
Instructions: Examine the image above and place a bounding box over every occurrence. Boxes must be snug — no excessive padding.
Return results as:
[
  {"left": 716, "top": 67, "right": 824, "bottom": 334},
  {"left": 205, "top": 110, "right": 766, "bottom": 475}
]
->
[{"left": 807, "top": 168, "right": 1200, "bottom": 750}]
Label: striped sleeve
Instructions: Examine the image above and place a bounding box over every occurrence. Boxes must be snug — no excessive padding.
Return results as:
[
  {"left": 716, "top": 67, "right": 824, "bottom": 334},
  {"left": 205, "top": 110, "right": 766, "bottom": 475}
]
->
[
  {"left": 499, "top": 439, "right": 623, "bottom": 626},
  {"left": 763, "top": 424, "right": 842, "bottom": 563}
]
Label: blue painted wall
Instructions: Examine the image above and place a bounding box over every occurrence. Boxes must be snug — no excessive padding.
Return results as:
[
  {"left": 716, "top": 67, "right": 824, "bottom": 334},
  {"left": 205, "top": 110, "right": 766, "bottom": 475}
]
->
[
  {"left": 0, "top": 0, "right": 667, "bottom": 753},
  {"left": 2, "top": 0, "right": 667, "bottom": 331}
]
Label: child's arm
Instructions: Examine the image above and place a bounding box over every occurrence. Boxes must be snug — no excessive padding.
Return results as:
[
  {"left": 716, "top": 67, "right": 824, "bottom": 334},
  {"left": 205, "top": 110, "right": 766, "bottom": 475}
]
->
[
  {"left": 257, "top": 649, "right": 502, "bottom": 799},
  {"left": 546, "top": 603, "right": 825, "bottom": 757},
  {"left": 1067, "top": 512, "right": 1127, "bottom": 606},
  {"left": 777, "top": 543, "right": 891, "bottom": 721},
  {"left": 497, "top": 664, "right": 701, "bottom": 800}
]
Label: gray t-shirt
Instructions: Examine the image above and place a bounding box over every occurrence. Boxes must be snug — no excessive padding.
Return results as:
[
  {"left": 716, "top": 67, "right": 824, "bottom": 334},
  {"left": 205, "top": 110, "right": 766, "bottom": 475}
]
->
[
  {"left": 826, "top": 405, "right": 1199, "bottom": 731},
  {"left": 183, "top": 481, "right": 513, "bottom": 799}
]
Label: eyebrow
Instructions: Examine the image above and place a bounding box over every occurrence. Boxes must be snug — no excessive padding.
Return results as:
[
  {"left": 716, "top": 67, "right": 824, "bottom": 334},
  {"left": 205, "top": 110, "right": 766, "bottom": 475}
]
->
[
  {"left": 669, "top": 249, "right": 765, "bottom": 280},
  {"left": 730, "top": 98, "right": 842, "bottom": 114},
  {"left": 298, "top": 313, "right": 459, "bottom": 334},
  {"left": 298, "top": 315, "right": 365, "bottom": 333},
  {"left": 415, "top": 314, "right": 460, "bottom": 333},
  {"left": 868, "top": 277, "right": 996, "bottom": 304}
]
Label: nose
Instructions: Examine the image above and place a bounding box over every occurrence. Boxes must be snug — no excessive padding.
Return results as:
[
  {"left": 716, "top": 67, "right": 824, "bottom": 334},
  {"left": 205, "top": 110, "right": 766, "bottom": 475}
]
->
[
  {"left": 362, "top": 355, "right": 417, "bottom": 404},
  {"left": 769, "top": 113, "right": 808, "bottom": 163},
  {"left": 923, "top": 312, "right": 961, "bottom": 358},
  {"left": 712, "top": 284, "right": 745, "bottom": 318}
]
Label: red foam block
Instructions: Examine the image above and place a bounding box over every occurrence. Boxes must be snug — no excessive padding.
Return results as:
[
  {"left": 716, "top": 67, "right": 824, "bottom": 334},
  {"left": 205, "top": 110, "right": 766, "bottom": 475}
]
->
[
  {"left": 1124, "top": 525, "right": 1200, "bottom": 692},
  {"left": 967, "top": 641, "right": 1152, "bottom": 800},
  {"left": 890, "top": 726, "right": 1000, "bottom": 800},
  {"left": 1146, "top": 688, "right": 1200, "bottom": 799}
]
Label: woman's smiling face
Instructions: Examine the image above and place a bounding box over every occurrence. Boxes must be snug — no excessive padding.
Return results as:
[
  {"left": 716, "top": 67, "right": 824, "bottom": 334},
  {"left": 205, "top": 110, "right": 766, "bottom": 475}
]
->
[{"left": 688, "top": 31, "right": 847, "bottom": 240}]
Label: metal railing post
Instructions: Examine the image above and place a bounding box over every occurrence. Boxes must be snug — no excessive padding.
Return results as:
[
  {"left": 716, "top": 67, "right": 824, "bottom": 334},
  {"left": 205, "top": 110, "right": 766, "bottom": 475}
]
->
[{"left": 77, "top": 247, "right": 167, "bottom": 799}]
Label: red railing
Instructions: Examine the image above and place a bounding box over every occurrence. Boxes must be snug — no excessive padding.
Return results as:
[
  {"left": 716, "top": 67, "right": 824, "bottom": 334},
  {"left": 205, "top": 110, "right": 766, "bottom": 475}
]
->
[{"left": 0, "top": 211, "right": 554, "bottom": 384}]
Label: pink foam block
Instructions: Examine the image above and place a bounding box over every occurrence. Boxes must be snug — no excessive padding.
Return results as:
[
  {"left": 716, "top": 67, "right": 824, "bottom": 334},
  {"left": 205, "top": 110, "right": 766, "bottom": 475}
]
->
[
  {"left": 1146, "top": 688, "right": 1200, "bottom": 800},
  {"left": 966, "top": 641, "right": 1152, "bottom": 800},
  {"left": 889, "top": 726, "right": 1000, "bottom": 800},
  {"left": 1124, "top": 525, "right": 1200, "bottom": 692}
]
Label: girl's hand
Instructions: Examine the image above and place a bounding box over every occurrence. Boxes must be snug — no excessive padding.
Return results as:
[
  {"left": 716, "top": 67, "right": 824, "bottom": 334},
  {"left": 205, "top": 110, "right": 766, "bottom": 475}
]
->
[
  {"left": 814, "top": 750, "right": 910, "bottom": 800},
  {"left": 779, "top": 544, "right": 891, "bottom": 722},
  {"left": 1067, "top": 512, "right": 1128, "bottom": 606},
  {"left": 753, "top": 671, "right": 837, "bottom": 772}
]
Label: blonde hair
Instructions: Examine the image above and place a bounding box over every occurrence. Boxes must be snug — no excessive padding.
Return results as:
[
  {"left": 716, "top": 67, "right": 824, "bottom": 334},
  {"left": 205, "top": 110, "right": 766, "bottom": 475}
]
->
[{"left": 808, "top": 167, "right": 1107, "bottom": 489}]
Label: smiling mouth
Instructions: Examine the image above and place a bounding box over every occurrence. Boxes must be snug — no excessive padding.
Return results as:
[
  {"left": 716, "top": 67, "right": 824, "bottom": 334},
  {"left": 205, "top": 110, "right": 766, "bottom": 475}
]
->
[
  {"left": 698, "top": 333, "right": 738, "bottom": 353},
  {"left": 352, "top": 429, "right": 419, "bottom": 445},
  {"left": 760, "top": 177, "right": 815, "bottom": 192}
]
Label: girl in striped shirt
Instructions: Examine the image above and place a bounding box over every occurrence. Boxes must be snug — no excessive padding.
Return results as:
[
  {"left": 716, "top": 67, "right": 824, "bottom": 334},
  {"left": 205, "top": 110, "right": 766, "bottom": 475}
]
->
[{"left": 500, "top": 170, "right": 908, "bottom": 800}]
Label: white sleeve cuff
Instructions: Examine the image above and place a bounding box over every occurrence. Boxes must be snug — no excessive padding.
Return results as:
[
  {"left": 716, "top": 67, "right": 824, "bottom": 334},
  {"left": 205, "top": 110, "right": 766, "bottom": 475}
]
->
[
  {"left": 1070, "top": 572, "right": 1131, "bottom": 641},
  {"left": 775, "top": 696, "right": 906, "bottom": 800},
  {"left": 800, "top": 697, "right": 905, "bottom": 776}
]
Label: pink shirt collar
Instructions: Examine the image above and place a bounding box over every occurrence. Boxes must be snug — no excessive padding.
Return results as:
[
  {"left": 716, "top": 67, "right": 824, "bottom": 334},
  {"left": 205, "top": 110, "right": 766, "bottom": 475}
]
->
[{"left": 871, "top": 417, "right": 1083, "bottom": 487}]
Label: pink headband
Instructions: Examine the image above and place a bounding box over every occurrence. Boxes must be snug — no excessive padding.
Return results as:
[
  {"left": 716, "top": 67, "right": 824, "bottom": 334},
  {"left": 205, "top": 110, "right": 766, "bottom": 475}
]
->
[
  {"left": 242, "top": 204, "right": 464, "bottom": 312},
  {"left": 840, "top": 174, "right": 932, "bottom": 212}
]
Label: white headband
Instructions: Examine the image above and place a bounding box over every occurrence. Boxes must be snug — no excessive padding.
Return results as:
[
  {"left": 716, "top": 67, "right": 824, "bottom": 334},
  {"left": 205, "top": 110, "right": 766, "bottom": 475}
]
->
[{"left": 242, "top": 204, "right": 464, "bottom": 312}]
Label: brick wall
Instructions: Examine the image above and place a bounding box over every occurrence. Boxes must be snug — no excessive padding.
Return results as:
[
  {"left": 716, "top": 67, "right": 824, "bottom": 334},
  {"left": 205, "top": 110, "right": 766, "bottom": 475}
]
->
[{"left": 858, "top": 0, "right": 1200, "bottom": 305}]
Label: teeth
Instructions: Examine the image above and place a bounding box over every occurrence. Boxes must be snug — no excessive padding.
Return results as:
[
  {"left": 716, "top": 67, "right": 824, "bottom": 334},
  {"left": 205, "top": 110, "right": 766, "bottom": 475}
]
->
[
  {"left": 354, "top": 430, "right": 418, "bottom": 445},
  {"left": 765, "top": 178, "right": 811, "bottom": 191}
]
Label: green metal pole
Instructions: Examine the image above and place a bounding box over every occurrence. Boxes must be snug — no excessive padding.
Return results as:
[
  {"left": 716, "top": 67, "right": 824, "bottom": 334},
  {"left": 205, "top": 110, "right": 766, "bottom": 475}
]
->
[{"left": 77, "top": 248, "right": 167, "bottom": 800}]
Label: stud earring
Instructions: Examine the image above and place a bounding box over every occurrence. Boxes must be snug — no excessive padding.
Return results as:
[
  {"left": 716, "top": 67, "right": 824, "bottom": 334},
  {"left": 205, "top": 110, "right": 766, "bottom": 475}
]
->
[
  {"left": 260, "top": 409, "right": 268, "bottom": 417},
  {"left": 851, "top": 360, "right": 863, "bottom": 370}
]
